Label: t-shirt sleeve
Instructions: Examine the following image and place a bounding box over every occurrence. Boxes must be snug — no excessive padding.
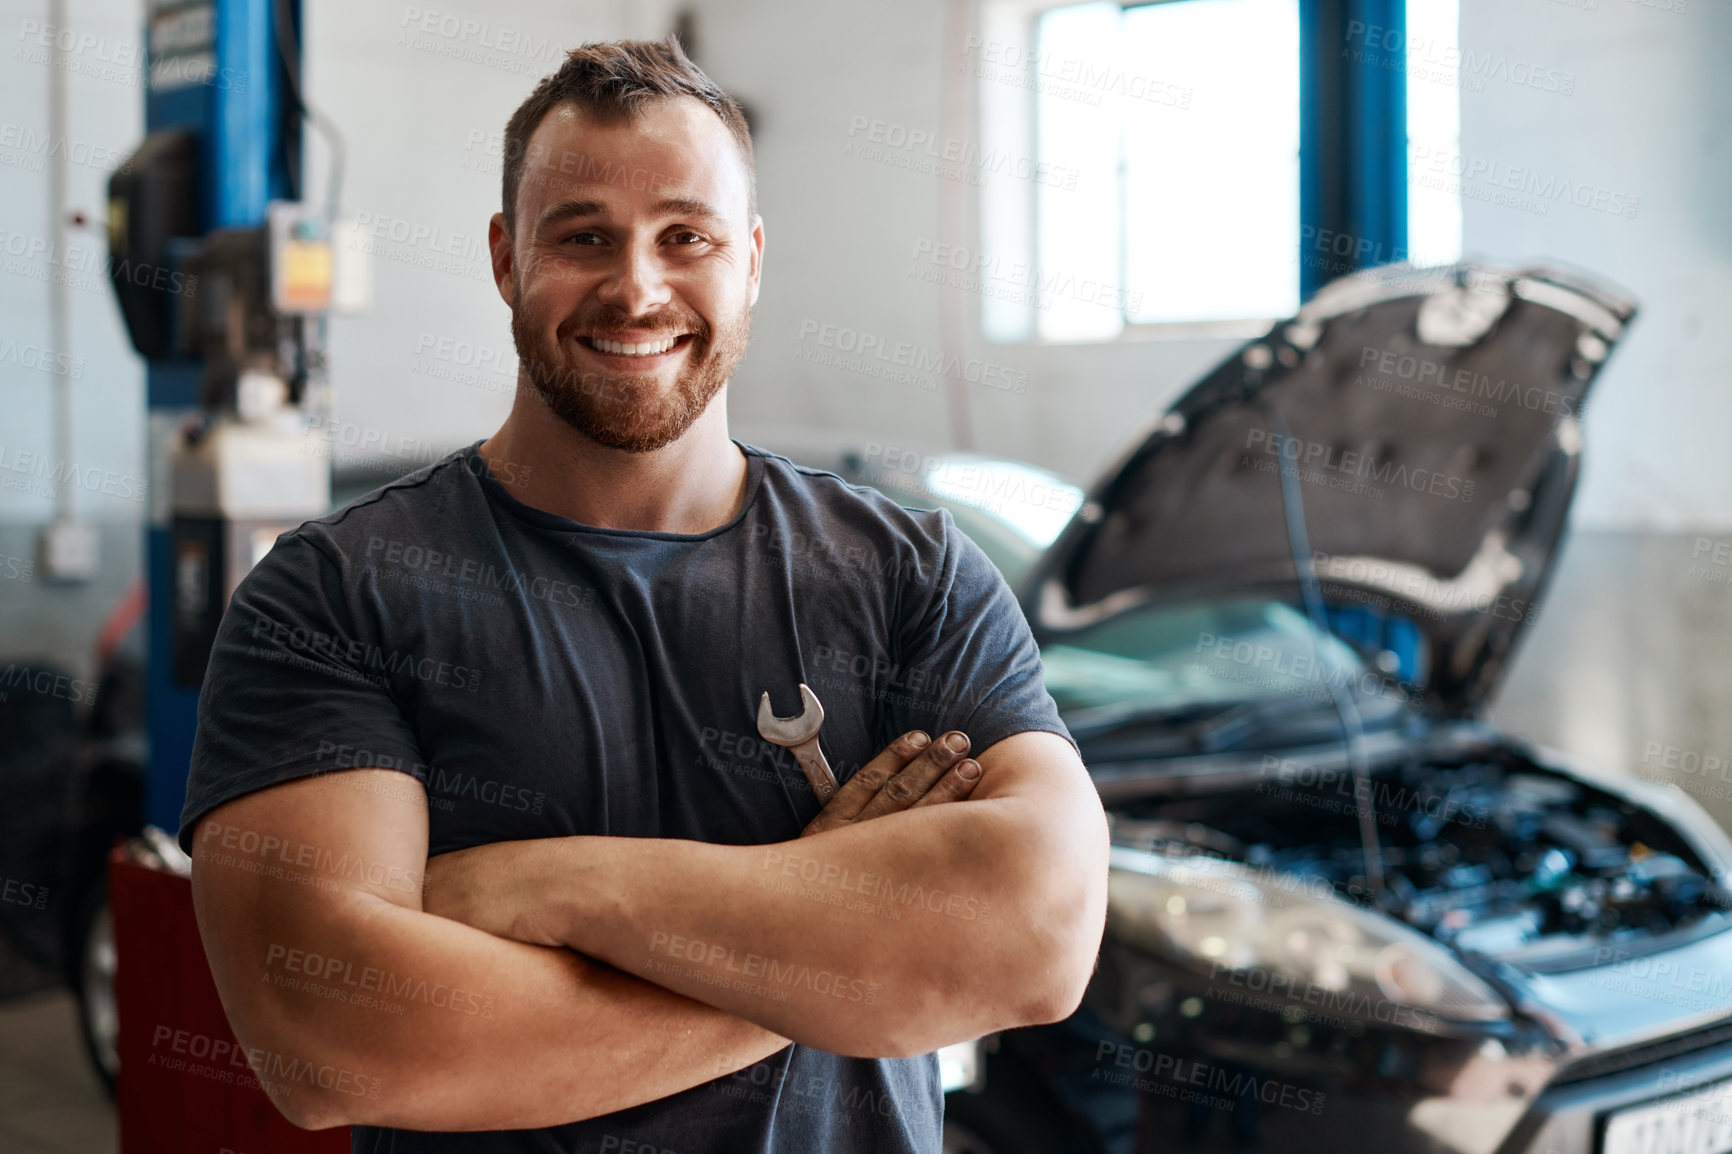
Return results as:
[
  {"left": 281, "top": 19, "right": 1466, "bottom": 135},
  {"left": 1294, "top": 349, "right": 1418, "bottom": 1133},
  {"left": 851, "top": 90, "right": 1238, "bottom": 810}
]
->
[
  {"left": 890, "top": 509, "right": 1076, "bottom": 758},
  {"left": 177, "top": 531, "right": 428, "bottom": 854}
]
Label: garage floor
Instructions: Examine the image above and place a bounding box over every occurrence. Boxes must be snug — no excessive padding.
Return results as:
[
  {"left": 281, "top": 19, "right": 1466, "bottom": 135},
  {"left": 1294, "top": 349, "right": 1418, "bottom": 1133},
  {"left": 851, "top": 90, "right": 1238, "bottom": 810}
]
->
[
  {"left": 0, "top": 527, "right": 1727, "bottom": 1149},
  {"left": 0, "top": 993, "right": 114, "bottom": 1154}
]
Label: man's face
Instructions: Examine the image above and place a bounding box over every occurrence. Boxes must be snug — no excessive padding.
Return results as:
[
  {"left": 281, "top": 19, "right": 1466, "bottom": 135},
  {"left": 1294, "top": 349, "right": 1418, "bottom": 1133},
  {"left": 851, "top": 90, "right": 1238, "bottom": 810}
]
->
[{"left": 493, "top": 96, "right": 762, "bottom": 453}]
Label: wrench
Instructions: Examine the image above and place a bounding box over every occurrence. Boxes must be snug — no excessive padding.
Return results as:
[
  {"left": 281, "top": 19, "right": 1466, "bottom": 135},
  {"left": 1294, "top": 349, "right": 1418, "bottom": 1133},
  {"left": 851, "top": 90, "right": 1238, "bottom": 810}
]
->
[{"left": 756, "top": 682, "right": 838, "bottom": 802}]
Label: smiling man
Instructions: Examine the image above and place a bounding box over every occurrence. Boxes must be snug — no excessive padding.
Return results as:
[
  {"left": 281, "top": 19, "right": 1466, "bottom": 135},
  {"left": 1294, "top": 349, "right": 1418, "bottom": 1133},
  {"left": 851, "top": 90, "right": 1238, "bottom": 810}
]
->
[{"left": 182, "top": 37, "right": 1108, "bottom": 1154}]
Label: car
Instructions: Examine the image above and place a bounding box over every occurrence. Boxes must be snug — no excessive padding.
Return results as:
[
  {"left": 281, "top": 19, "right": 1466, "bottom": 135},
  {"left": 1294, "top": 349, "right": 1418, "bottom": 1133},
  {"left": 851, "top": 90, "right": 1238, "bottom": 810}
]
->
[
  {"left": 0, "top": 594, "right": 150, "bottom": 1095},
  {"left": 788, "top": 261, "right": 1732, "bottom": 1154}
]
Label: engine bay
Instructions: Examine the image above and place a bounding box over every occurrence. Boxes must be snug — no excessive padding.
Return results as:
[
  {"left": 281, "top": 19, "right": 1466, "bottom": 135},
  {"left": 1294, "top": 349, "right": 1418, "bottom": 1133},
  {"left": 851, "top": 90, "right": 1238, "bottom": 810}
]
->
[{"left": 1107, "top": 754, "right": 1731, "bottom": 971}]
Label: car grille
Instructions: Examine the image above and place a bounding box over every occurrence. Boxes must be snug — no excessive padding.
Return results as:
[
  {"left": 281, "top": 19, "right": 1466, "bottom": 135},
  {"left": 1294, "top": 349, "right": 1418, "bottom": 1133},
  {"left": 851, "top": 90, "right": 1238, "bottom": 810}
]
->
[{"left": 1551, "top": 1018, "right": 1732, "bottom": 1086}]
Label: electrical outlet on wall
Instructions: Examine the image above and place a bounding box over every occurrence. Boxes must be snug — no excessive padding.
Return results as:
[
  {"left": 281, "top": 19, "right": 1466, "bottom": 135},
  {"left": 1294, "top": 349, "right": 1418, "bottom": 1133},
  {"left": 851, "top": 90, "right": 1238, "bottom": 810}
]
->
[{"left": 38, "top": 519, "right": 99, "bottom": 582}]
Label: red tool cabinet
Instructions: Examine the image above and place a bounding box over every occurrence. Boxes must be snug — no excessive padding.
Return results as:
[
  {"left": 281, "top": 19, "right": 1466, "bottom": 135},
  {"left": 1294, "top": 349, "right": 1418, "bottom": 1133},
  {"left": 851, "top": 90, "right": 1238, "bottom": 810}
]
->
[{"left": 109, "top": 848, "right": 349, "bottom": 1154}]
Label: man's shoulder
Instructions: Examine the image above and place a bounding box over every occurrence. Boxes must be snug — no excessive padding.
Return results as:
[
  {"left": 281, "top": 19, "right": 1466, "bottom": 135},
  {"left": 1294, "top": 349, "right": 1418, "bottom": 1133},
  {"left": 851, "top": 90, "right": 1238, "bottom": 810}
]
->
[
  {"left": 745, "top": 445, "right": 951, "bottom": 546},
  {"left": 280, "top": 444, "right": 488, "bottom": 569},
  {"left": 740, "top": 445, "right": 964, "bottom": 598}
]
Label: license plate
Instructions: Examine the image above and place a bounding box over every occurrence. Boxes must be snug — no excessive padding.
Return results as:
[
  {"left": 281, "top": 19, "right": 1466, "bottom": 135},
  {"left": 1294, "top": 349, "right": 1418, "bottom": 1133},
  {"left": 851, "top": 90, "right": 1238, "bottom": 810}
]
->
[{"left": 1604, "top": 1080, "right": 1732, "bottom": 1154}]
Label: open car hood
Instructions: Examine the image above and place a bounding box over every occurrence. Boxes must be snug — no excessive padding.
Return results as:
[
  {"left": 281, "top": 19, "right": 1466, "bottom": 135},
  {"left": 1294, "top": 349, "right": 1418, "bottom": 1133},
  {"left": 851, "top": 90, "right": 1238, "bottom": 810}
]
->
[{"left": 1022, "top": 262, "right": 1636, "bottom": 717}]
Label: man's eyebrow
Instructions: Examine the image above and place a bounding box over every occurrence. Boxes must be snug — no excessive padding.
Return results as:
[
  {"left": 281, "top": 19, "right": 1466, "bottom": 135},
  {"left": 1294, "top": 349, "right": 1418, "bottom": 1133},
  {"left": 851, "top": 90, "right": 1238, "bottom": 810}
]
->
[
  {"left": 535, "top": 196, "right": 726, "bottom": 231},
  {"left": 650, "top": 197, "right": 724, "bottom": 223},
  {"left": 537, "top": 199, "right": 608, "bottom": 229}
]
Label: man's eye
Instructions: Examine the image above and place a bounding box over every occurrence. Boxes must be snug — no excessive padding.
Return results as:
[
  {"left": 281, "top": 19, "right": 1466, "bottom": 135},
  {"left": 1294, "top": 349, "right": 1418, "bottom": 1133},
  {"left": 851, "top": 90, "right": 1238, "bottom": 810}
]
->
[
  {"left": 669, "top": 231, "right": 705, "bottom": 245},
  {"left": 564, "top": 232, "right": 604, "bottom": 245}
]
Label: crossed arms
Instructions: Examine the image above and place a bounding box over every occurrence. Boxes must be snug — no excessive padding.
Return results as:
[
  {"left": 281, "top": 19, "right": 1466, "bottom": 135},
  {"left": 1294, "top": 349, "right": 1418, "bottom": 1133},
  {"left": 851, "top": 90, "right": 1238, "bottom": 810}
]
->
[{"left": 190, "top": 728, "right": 1109, "bottom": 1131}]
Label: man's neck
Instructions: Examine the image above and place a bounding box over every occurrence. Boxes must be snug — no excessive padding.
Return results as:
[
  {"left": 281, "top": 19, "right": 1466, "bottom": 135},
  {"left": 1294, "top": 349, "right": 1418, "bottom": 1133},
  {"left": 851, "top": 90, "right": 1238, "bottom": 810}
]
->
[{"left": 478, "top": 394, "right": 750, "bottom": 535}]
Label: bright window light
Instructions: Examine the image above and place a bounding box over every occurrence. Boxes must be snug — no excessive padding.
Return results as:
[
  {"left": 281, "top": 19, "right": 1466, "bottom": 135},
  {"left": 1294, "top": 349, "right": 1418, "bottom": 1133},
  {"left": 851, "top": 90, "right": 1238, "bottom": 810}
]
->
[
  {"left": 1118, "top": 0, "right": 1300, "bottom": 325},
  {"left": 1034, "top": 1, "right": 1126, "bottom": 341},
  {"left": 981, "top": 0, "right": 1301, "bottom": 341},
  {"left": 979, "top": 0, "right": 1450, "bottom": 341},
  {"left": 1405, "top": 0, "right": 1462, "bottom": 266}
]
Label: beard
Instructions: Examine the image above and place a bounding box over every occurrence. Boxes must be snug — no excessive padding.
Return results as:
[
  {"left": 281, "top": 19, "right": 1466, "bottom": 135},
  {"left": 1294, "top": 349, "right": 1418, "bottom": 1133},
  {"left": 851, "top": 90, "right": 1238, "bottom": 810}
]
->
[{"left": 509, "top": 281, "right": 751, "bottom": 454}]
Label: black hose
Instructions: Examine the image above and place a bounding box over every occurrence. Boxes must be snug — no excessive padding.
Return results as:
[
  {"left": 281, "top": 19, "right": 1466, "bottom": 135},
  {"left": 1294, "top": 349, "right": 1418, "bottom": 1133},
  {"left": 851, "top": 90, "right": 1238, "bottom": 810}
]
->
[{"left": 272, "top": 0, "right": 345, "bottom": 219}]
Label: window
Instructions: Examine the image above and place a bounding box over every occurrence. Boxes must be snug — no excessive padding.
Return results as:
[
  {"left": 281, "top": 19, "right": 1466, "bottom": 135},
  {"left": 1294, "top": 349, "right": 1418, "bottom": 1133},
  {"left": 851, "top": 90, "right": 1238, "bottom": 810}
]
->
[
  {"left": 978, "top": 0, "right": 1301, "bottom": 342},
  {"left": 977, "top": 0, "right": 1464, "bottom": 343},
  {"left": 1404, "top": 0, "right": 1462, "bottom": 266}
]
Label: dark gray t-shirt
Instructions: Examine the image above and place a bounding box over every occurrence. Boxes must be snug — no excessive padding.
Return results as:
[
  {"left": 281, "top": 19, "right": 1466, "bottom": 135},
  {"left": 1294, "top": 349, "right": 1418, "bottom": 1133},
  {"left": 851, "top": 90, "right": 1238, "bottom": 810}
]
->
[{"left": 179, "top": 440, "right": 1071, "bottom": 1154}]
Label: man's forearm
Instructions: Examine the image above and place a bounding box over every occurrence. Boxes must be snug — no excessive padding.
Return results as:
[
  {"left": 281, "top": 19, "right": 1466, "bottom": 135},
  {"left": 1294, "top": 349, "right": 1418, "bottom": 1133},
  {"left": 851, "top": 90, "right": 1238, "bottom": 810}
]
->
[
  {"left": 189, "top": 782, "right": 792, "bottom": 1132},
  {"left": 511, "top": 738, "right": 1106, "bottom": 1057},
  {"left": 263, "top": 893, "right": 792, "bottom": 1129}
]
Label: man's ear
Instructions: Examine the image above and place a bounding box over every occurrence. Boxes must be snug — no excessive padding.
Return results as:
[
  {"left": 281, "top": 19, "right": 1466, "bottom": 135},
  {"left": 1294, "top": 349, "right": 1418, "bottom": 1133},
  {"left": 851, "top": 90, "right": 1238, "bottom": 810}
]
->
[
  {"left": 489, "top": 212, "right": 515, "bottom": 307},
  {"left": 748, "top": 213, "right": 765, "bottom": 309}
]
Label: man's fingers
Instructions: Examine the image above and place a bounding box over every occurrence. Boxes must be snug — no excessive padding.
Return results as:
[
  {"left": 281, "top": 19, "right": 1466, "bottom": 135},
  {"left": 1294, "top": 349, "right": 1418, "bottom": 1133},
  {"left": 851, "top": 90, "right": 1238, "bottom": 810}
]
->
[
  {"left": 805, "top": 730, "right": 929, "bottom": 830},
  {"left": 910, "top": 758, "right": 982, "bottom": 808},
  {"left": 854, "top": 731, "right": 970, "bottom": 822}
]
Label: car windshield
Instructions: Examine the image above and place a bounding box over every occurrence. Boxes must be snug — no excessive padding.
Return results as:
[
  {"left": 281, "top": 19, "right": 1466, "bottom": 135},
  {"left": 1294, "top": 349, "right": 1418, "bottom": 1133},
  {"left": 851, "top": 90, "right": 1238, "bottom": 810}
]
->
[{"left": 1041, "top": 597, "right": 1388, "bottom": 721}]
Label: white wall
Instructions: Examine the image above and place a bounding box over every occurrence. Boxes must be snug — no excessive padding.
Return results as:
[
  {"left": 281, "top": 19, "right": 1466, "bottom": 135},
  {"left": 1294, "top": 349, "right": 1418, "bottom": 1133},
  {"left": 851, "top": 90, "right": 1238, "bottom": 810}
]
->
[
  {"left": 1456, "top": 0, "right": 1732, "bottom": 530},
  {"left": 0, "top": 0, "right": 147, "bottom": 523}
]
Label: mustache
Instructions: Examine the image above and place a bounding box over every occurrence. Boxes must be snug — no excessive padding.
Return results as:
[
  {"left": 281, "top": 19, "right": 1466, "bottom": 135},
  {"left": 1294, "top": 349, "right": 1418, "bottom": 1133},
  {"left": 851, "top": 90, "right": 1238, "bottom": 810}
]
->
[{"left": 557, "top": 311, "right": 708, "bottom": 342}]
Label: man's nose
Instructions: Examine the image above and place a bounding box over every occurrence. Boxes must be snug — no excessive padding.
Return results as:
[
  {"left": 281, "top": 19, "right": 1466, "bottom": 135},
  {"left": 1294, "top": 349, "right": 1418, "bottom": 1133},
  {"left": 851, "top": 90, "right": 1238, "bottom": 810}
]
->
[{"left": 594, "top": 242, "right": 673, "bottom": 315}]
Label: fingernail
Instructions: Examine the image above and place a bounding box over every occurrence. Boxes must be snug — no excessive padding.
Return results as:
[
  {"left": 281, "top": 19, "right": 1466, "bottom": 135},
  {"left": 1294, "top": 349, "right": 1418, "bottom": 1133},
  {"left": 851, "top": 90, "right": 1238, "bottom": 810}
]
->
[
  {"left": 957, "top": 759, "right": 981, "bottom": 780},
  {"left": 944, "top": 732, "right": 969, "bottom": 753},
  {"left": 908, "top": 732, "right": 930, "bottom": 748}
]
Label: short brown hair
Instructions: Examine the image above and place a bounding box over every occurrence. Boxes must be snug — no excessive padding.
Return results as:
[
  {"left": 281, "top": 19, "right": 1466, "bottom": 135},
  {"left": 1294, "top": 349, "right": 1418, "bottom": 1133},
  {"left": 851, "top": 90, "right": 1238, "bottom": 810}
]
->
[{"left": 500, "top": 36, "right": 755, "bottom": 233}]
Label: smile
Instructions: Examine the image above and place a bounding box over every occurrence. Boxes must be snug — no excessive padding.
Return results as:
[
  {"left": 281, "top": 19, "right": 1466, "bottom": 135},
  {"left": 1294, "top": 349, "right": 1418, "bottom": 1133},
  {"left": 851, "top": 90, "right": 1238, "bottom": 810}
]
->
[{"left": 580, "top": 334, "right": 693, "bottom": 357}]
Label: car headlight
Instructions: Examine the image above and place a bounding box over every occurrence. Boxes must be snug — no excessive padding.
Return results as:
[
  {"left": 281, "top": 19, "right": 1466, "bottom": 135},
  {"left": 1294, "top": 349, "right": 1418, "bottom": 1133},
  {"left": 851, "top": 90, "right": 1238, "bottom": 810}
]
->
[{"left": 1108, "top": 846, "right": 1509, "bottom": 1023}]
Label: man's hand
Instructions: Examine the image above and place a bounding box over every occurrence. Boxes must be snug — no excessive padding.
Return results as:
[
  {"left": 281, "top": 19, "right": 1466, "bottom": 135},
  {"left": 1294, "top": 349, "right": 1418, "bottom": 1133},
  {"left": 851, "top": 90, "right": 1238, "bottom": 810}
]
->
[
  {"left": 424, "top": 729, "right": 982, "bottom": 936},
  {"left": 800, "top": 729, "right": 980, "bottom": 836}
]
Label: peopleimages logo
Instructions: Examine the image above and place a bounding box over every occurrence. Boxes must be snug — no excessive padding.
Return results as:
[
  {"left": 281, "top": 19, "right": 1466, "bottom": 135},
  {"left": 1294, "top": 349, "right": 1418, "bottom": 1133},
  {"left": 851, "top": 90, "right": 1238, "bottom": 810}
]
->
[
  {"left": 1356, "top": 345, "right": 1580, "bottom": 417},
  {"left": 148, "top": 1024, "right": 378, "bottom": 1100},
  {"left": 0, "top": 663, "right": 98, "bottom": 704},
  {"left": 1, "top": 876, "right": 49, "bottom": 910},
  {"left": 248, "top": 611, "right": 484, "bottom": 693},
  {"left": 844, "top": 115, "right": 1079, "bottom": 191},
  {"left": 1243, "top": 427, "right": 1476, "bottom": 504},
  {"left": 0, "top": 122, "right": 134, "bottom": 173},
  {"left": 396, "top": 6, "right": 564, "bottom": 73},
  {"left": 906, "top": 238, "right": 1141, "bottom": 314},
  {"left": 363, "top": 535, "right": 589, "bottom": 610},
  {"left": 647, "top": 931, "right": 879, "bottom": 1005},
  {"left": 795, "top": 319, "right": 1028, "bottom": 394},
  {"left": 1093, "top": 1042, "right": 1327, "bottom": 1115},
  {"left": 1408, "top": 144, "right": 1639, "bottom": 219},
  {"left": 15, "top": 19, "right": 248, "bottom": 93},
  {"left": 264, "top": 942, "right": 495, "bottom": 1017},
  {"left": 0, "top": 226, "right": 199, "bottom": 298},
  {"left": 960, "top": 34, "right": 1194, "bottom": 110}
]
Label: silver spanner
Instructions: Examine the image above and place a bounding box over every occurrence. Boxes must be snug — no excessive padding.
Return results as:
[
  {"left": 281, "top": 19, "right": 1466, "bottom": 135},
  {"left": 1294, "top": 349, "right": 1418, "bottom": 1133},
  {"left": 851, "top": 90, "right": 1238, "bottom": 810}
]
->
[{"left": 756, "top": 682, "right": 838, "bottom": 802}]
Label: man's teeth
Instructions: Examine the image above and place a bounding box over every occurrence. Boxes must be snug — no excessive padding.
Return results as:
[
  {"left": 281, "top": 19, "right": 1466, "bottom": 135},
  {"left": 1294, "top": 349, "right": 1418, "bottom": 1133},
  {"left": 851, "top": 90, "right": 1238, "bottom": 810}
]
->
[{"left": 590, "top": 335, "right": 681, "bottom": 356}]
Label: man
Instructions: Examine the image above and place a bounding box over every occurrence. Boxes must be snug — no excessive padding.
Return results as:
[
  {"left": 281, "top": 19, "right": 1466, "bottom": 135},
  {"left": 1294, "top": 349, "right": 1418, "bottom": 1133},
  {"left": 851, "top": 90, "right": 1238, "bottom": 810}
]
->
[{"left": 184, "top": 36, "right": 1108, "bottom": 1154}]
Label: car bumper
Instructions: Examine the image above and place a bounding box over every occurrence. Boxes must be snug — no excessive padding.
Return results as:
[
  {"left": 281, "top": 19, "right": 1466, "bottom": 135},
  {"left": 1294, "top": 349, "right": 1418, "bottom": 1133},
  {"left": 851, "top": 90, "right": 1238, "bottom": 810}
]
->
[{"left": 1502, "top": 1037, "right": 1732, "bottom": 1154}]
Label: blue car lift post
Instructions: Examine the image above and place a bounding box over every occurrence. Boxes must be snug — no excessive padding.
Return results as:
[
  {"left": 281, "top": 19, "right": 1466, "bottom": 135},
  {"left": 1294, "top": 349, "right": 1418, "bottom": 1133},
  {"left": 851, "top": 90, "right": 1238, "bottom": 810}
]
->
[
  {"left": 1299, "top": 0, "right": 1422, "bottom": 683},
  {"left": 110, "top": 6, "right": 349, "bottom": 1151},
  {"left": 142, "top": 0, "right": 293, "bottom": 832}
]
